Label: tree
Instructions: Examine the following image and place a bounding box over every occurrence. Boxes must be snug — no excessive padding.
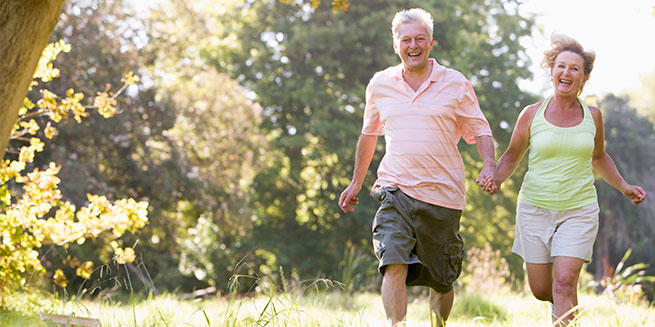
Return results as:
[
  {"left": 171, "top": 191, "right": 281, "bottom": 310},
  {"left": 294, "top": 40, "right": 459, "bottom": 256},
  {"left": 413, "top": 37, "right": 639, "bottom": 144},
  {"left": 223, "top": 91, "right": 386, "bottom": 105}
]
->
[
  {"left": 626, "top": 70, "right": 655, "bottom": 123},
  {"left": 0, "top": 0, "right": 66, "bottom": 158},
  {"left": 592, "top": 94, "right": 655, "bottom": 282}
]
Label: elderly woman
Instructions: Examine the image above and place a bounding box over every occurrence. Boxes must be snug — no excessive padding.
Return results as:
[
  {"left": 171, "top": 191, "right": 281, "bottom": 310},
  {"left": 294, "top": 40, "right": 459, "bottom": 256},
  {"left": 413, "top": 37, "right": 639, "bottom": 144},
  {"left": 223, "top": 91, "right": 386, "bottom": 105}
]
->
[{"left": 490, "top": 34, "right": 647, "bottom": 325}]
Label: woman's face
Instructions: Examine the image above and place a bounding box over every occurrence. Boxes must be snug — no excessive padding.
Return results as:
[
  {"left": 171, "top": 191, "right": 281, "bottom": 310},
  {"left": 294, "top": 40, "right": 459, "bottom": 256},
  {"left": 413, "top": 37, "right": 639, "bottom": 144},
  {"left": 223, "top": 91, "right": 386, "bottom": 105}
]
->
[{"left": 551, "top": 51, "right": 588, "bottom": 96}]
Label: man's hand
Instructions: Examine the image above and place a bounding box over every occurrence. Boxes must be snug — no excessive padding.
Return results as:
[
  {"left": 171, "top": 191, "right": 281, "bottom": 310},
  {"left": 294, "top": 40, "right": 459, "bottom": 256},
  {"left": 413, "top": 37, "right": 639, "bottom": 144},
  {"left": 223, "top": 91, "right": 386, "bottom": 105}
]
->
[{"left": 339, "top": 183, "right": 362, "bottom": 213}]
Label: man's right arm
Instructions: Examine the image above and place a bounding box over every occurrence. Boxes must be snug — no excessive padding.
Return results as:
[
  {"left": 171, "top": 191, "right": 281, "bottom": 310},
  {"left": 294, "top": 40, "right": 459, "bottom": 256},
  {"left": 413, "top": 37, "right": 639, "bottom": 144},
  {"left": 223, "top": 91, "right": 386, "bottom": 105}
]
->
[{"left": 338, "top": 134, "right": 378, "bottom": 212}]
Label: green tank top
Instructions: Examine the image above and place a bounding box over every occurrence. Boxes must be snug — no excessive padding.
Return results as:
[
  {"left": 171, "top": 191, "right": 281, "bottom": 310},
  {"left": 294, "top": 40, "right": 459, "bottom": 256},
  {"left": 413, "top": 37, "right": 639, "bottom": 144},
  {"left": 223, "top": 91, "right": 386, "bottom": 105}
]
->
[{"left": 519, "top": 96, "right": 598, "bottom": 210}]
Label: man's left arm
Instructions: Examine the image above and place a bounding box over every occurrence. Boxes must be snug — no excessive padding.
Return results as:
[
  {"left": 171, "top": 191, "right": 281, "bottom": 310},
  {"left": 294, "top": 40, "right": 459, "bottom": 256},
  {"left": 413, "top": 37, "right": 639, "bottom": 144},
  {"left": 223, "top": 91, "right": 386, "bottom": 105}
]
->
[{"left": 474, "top": 135, "right": 497, "bottom": 193}]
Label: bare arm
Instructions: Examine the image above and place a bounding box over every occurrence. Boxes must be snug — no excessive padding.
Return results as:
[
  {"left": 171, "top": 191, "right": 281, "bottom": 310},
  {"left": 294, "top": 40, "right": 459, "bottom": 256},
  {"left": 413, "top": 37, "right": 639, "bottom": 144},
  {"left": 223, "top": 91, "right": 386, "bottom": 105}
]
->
[
  {"left": 590, "top": 107, "right": 647, "bottom": 204},
  {"left": 491, "top": 104, "right": 539, "bottom": 193},
  {"left": 338, "top": 134, "right": 378, "bottom": 212},
  {"left": 473, "top": 135, "right": 497, "bottom": 192}
]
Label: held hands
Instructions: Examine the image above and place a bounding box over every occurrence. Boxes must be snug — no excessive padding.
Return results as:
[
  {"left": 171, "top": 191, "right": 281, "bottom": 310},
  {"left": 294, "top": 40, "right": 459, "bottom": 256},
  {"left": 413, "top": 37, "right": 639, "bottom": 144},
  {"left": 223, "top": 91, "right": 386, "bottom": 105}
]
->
[
  {"left": 623, "top": 184, "right": 648, "bottom": 205},
  {"left": 339, "top": 182, "right": 362, "bottom": 213},
  {"left": 476, "top": 162, "right": 498, "bottom": 194}
]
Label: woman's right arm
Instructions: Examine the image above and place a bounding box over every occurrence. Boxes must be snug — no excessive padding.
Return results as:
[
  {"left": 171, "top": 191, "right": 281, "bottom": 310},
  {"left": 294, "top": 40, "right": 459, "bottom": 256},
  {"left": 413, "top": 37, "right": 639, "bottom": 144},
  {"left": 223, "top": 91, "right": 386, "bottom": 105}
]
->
[{"left": 492, "top": 103, "right": 540, "bottom": 192}]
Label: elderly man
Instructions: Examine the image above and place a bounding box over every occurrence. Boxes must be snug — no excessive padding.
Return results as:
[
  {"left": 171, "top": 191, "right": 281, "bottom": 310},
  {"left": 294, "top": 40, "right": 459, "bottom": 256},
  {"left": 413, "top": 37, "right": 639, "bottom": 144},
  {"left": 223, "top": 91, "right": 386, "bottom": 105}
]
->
[{"left": 338, "top": 8, "right": 496, "bottom": 326}]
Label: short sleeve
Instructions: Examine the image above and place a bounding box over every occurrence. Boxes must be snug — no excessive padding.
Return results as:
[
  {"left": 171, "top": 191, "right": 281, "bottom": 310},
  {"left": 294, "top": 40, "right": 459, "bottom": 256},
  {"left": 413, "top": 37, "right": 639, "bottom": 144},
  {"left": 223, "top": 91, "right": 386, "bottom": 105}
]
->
[
  {"left": 456, "top": 81, "right": 492, "bottom": 144},
  {"left": 361, "top": 78, "right": 384, "bottom": 136}
]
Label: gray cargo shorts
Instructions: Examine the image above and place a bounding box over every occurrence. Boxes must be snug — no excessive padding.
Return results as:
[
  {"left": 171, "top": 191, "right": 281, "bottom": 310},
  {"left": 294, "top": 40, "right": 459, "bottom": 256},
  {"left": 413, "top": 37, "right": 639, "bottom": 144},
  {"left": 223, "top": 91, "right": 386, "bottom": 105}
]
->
[{"left": 372, "top": 186, "right": 464, "bottom": 294}]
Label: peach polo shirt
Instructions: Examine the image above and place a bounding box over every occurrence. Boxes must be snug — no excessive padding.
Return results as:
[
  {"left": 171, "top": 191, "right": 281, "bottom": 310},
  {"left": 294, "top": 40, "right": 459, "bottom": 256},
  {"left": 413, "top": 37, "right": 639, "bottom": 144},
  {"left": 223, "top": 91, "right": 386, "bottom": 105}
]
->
[{"left": 362, "top": 58, "right": 492, "bottom": 210}]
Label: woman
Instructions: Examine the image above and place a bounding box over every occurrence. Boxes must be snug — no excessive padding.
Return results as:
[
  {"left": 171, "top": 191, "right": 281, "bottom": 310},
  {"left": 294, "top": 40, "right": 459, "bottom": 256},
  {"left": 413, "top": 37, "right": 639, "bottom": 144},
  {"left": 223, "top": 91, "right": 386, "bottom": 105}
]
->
[{"left": 490, "top": 34, "right": 647, "bottom": 325}]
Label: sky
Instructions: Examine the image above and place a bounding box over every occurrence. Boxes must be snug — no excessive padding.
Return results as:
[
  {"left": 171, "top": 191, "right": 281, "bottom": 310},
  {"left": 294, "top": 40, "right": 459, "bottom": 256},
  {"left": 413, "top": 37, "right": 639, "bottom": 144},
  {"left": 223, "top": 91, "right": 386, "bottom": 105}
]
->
[{"left": 518, "top": 0, "right": 655, "bottom": 97}]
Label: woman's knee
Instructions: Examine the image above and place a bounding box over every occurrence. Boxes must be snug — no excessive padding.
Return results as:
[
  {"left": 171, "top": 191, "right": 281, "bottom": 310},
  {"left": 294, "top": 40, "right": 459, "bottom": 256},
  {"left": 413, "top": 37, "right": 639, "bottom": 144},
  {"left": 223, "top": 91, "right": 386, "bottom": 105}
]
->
[{"left": 553, "top": 272, "right": 578, "bottom": 294}]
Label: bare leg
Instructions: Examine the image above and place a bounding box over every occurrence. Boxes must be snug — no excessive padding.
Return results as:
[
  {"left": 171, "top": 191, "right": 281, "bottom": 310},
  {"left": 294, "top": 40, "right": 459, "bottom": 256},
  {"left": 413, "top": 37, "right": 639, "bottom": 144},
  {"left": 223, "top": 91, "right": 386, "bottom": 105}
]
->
[
  {"left": 525, "top": 262, "right": 554, "bottom": 302},
  {"left": 381, "top": 264, "right": 408, "bottom": 326},
  {"left": 525, "top": 263, "right": 556, "bottom": 322},
  {"left": 552, "top": 256, "right": 584, "bottom": 327},
  {"left": 429, "top": 288, "right": 454, "bottom": 327}
]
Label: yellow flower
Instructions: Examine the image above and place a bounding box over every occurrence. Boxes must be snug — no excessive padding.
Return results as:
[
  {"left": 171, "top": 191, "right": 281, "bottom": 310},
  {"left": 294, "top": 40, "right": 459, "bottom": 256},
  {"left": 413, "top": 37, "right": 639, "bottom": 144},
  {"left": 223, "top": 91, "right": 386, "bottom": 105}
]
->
[
  {"left": 53, "top": 269, "right": 67, "bottom": 288},
  {"left": 76, "top": 261, "right": 94, "bottom": 279}
]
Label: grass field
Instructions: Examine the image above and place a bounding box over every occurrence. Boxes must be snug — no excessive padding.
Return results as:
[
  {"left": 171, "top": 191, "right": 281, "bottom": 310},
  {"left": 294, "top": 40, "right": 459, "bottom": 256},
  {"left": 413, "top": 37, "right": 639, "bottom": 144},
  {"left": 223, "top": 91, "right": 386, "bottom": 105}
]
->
[{"left": 2, "top": 288, "right": 654, "bottom": 327}]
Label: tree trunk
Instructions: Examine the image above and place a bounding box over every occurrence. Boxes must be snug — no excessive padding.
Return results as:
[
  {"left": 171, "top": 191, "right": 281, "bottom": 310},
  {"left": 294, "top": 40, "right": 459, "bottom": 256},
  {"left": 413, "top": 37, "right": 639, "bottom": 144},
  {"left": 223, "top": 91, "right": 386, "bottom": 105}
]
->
[{"left": 0, "top": 0, "right": 66, "bottom": 158}]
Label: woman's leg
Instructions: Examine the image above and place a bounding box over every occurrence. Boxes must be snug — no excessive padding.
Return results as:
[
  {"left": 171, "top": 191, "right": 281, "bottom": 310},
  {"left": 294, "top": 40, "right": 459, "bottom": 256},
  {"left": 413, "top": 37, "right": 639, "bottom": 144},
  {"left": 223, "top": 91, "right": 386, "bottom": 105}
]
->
[
  {"left": 552, "top": 256, "right": 584, "bottom": 326},
  {"left": 525, "top": 262, "right": 554, "bottom": 302}
]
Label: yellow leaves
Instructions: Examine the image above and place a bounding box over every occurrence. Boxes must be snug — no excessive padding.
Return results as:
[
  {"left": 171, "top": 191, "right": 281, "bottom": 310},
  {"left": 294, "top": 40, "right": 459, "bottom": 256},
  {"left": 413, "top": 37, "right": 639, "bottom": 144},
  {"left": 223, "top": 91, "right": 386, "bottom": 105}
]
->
[
  {"left": 94, "top": 92, "right": 118, "bottom": 118},
  {"left": 38, "top": 89, "right": 61, "bottom": 122},
  {"left": 76, "top": 261, "right": 94, "bottom": 279},
  {"left": 311, "top": 0, "right": 320, "bottom": 9},
  {"left": 18, "top": 120, "right": 39, "bottom": 135},
  {"left": 18, "top": 138, "right": 45, "bottom": 164},
  {"left": 33, "top": 40, "right": 71, "bottom": 83},
  {"left": 331, "top": 0, "right": 349, "bottom": 13},
  {"left": 115, "top": 247, "right": 136, "bottom": 264},
  {"left": 62, "top": 88, "right": 87, "bottom": 123},
  {"left": 44, "top": 123, "right": 58, "bottom": 139},
  {"left": 121, "top": 71, "right": 140, "bottom": 85},
  {"left": 53, "top": 269, "right": 67, "bottom": 288}
]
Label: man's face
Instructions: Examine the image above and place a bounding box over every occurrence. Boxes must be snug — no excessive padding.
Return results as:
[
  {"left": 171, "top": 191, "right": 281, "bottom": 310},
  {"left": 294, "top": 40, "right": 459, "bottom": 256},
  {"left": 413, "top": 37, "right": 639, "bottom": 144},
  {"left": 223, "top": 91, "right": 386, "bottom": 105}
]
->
[{"left": 393, "top": 22, "right": 433, "bottom": 71}]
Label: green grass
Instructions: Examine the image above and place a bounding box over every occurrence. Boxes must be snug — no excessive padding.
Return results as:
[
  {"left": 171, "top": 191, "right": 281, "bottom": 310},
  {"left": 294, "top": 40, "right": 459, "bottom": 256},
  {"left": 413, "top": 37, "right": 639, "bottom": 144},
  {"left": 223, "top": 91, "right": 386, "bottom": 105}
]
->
[{"left": 1, "top": 290, "right": 654, "bottom": 326}]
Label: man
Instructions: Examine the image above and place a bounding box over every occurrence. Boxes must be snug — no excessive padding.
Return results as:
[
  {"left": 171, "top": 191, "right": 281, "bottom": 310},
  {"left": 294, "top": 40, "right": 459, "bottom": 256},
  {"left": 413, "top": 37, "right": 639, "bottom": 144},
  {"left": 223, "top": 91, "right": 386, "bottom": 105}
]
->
[{"left": 338, "top": 8, "right": 496, "bottom": 326}]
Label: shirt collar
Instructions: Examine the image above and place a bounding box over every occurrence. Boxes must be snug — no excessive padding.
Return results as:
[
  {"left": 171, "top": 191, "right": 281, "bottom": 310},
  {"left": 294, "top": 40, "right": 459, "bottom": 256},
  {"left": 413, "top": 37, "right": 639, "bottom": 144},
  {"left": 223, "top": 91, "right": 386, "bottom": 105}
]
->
[{"left": 393, "top": 58, "right": 446, "bottom": 82}]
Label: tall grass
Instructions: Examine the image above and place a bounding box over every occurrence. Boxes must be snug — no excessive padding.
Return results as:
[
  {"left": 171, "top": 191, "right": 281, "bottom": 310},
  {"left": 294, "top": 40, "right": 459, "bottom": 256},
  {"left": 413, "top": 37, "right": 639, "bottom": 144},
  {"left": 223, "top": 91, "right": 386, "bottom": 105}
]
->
[
  {"left": 3, "top": 287, "right": 655, "bottom": 327},
  {"left": 4, "top": 246, "right": 654, "bottom": 326}
]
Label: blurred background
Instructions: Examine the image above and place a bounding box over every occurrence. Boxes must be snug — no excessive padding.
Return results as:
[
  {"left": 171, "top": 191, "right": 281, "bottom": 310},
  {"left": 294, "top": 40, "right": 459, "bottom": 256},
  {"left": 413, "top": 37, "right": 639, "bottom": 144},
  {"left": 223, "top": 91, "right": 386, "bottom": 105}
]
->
[{"left": 8, "top": 0, "right": 654, "bottom": 301}]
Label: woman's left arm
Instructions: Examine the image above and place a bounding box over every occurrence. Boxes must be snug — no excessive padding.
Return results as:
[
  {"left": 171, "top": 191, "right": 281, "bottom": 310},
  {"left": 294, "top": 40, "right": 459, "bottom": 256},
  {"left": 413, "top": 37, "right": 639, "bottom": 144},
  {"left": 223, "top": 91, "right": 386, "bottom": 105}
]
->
[{"left": 590, "top": 106, "right": 648, "bottom": 205}]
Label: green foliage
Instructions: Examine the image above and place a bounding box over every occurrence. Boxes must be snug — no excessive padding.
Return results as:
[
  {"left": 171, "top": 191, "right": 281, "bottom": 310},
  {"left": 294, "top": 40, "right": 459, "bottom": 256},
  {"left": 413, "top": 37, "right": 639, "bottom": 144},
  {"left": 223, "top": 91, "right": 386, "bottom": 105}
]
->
[
  {"left": 592, "top": 95, "right": 655, "bottom": 293},
  {"left": 626, "top": 69, "right": 655, "bottom": 123},
  {"left": 595, "top": 248, "right": 655, "bottom": 305}
]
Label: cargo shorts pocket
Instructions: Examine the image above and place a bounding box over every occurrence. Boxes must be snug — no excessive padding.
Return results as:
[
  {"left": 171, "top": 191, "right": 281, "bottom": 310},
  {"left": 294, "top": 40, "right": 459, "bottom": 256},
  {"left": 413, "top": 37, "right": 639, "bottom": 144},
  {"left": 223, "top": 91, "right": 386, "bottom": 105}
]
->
[
  {"left": 372, "top": 186, "right": 399, "bottom": 207},
  {"left": 442, "top": 235, "right": 465, "bottom": 284},
  {"left": 371, "top": 187, "right": 400, "bottom": 259}
]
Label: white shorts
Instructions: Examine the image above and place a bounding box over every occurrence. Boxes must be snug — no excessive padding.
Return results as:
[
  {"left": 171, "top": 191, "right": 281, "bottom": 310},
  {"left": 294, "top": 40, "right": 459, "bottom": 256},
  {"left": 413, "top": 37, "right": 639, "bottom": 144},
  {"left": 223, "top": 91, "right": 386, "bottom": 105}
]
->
[{"left": 512, "top": 200, "right": 599, "bottom": 264}]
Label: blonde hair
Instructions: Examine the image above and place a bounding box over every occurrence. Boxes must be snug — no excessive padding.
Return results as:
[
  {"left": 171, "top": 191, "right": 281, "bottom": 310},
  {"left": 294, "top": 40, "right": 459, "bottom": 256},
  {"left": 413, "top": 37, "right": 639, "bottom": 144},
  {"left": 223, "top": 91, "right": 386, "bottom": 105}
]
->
[
  {"left": 391, "top": 8, "right": 434, "bottom": 42},
  {"left": 541, "top": 33, "right": 596, "bottom": 78}
]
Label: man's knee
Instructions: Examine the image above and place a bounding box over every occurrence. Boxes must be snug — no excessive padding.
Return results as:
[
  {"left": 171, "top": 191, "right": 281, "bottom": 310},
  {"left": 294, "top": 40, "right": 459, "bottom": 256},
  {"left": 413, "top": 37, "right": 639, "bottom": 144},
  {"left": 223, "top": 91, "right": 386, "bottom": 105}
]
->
[{"left": 383, "top": 264, "right": 408, "bottom": 283}]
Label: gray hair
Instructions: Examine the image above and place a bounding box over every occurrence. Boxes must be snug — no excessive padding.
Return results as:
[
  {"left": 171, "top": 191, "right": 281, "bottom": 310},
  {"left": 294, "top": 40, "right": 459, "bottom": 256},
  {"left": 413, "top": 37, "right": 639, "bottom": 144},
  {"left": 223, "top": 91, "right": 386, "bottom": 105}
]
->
[{"left": 391, "top": 8, "right": 434, "bottom": 42}]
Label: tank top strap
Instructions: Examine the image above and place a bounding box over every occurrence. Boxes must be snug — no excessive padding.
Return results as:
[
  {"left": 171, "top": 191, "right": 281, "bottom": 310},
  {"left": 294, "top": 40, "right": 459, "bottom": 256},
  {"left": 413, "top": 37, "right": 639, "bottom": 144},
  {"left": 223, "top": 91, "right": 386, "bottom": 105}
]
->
[{"left": 531, "top": 95, "right": 552, "bottom": 128}]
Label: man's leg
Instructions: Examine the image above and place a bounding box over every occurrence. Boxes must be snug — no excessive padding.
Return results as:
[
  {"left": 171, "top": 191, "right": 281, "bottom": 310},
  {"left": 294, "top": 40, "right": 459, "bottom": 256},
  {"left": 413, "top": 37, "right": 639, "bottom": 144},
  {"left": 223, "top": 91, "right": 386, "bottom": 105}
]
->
[
  {"left": 429, "top": 288, "right": 454, "bottom": 327},
  {"left": 381, "top": 264, "right": 408, "bottom": 326},
  {"left": 552, "top": 256, "right": 584, "bottom": 327}
]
